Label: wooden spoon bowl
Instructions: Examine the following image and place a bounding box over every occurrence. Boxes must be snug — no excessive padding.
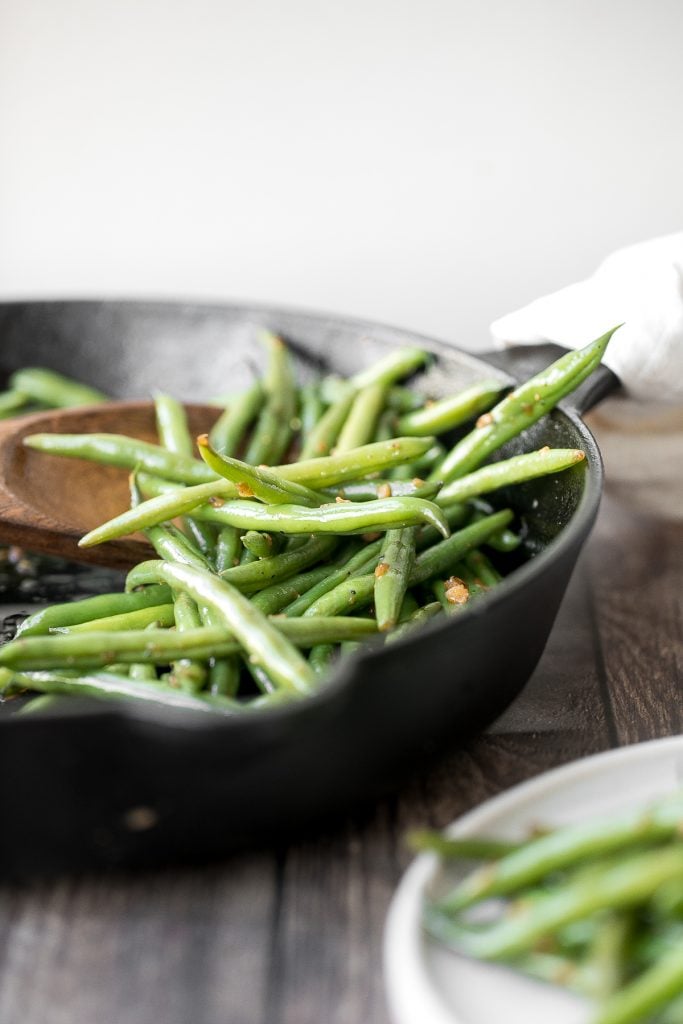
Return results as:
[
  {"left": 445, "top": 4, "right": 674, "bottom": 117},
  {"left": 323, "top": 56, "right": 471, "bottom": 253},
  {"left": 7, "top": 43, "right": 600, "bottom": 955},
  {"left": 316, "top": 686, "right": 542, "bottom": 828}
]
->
[{"left": 0, "top": 402, "right": 219, "bottom": 569}]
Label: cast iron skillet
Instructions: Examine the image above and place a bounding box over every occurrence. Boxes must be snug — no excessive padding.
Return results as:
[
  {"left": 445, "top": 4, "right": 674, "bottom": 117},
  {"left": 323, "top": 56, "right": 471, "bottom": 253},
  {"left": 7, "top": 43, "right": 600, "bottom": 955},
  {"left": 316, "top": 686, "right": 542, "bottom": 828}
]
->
[{"left": 0, "top": 301, "right": 618, "bottom": 877}]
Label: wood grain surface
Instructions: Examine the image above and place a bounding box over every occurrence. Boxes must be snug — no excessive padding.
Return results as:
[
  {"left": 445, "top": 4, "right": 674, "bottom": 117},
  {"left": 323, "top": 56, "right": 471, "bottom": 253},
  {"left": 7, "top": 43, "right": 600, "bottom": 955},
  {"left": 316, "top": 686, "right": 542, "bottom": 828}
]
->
[{"left": 0, "top": 399, "right": 680, "bottom": 1024}]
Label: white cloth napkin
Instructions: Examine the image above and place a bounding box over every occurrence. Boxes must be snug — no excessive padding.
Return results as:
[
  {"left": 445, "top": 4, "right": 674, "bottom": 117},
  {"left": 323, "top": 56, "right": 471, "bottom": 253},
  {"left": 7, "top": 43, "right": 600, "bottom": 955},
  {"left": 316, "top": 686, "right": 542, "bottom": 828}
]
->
[{"left": 490, "top": 233, "right": 683, "bottom": 403}]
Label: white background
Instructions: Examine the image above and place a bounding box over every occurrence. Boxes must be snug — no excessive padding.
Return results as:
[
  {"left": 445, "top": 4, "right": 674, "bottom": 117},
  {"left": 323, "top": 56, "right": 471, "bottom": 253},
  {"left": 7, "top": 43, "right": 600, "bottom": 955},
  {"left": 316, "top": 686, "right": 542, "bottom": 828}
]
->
[{"left": 2, "top": 0, "right": 683, "bottom": 350}]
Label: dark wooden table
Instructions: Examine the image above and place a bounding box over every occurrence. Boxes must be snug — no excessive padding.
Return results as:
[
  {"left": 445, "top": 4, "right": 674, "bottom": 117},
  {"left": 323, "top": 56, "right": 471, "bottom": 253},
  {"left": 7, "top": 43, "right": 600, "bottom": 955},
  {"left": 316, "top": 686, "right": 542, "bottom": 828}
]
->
[{"left": 0, "top": 398, "right": 680, "bottom": 1024}]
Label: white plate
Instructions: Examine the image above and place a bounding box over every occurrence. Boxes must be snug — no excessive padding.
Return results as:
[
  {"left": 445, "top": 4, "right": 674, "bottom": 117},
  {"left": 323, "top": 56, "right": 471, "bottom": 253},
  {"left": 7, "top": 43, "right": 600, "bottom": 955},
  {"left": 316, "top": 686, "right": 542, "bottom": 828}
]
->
[{"left": 384, "top": 736, "right": 683, "bottom": 1024}]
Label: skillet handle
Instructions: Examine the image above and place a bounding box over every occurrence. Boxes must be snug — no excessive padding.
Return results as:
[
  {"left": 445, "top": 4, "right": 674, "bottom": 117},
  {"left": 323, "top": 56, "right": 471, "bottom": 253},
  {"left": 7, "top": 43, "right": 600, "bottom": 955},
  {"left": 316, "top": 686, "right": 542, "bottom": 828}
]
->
[{"left": 480, "top": 343, "right": 620, "bottom": 415}]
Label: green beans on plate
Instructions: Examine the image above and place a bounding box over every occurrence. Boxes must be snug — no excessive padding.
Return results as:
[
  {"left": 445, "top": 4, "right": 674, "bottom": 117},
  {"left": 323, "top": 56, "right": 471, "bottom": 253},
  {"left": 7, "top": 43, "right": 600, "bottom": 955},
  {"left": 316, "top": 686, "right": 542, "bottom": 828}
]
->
[
  {"left": 418, "top": 788, "right": 683, "bottom": 1024},
  {"left": 0, "top": 328, "right": 617, "bottom": 716}
]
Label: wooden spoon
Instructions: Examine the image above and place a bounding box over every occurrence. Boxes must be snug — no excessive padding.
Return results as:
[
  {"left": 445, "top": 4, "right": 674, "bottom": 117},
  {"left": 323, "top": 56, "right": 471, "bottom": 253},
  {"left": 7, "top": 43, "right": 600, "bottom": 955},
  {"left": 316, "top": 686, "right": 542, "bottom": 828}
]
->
[{"left": 0, "top": 402, "right": 220, "bottom": 570}]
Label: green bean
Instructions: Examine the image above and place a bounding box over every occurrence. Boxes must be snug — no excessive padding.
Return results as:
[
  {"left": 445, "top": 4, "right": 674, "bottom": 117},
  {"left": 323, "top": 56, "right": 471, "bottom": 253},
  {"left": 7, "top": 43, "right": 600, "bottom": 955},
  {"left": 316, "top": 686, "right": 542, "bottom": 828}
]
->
[
  {"left": 17, "top": 694, "right": 64, "bottom": 714},
  {"left": 309, "top": 643, "right": 336, "bottom": 675},
  {"left": 208, "top": 380, "right": 263, "bottom": 456},
  {"left": 251, "top": 565, "right": 331, "bottom": 615},
  {"left": 335, "top": 382, "right": 388, "bottom": 452},
  {"left": 131, "top": 561, "right": 314, "bottom": 694},
  {"left": 416, "top": 501, "right": 471, "bottom": 548},
  {"left": 426, "top": 847, "right": 683, "bottom": 962},
  {"left": 0, "top": 616, "right": 378, "bottom": 672},
  {"left": 299, "top": 387, "right": 357, "bottom": 459},
  {"left": 303, "top": 575, "right": 376, "bottom": 618},
  {"left": 429, "top": 327, "right": 620, "bottom": 483},
  {"left": 398, "top": 380, "right": 503, "bottom": 436},
  {"left": 244, "top": 331, "right": 298, "bottom": 464},
  {"left": 484, "top": 525, "right": 522, "bottom": 553},
  {"left": 25, "top": 432, "right": 216, "bottom": 485},
  {"left": 384, "top": 601, "right": 442, "bottom": 643},
  {"left": 351, "top": 346, "right": 430, "bottom": 388},
  {"left": 54, "top": 603, "right": 175, "bottom": 634},
  {"left": 139, "top": 506, "right": 216, "bottom": 689},
  {"left": 141, "top": 436, "right": 436, "bottom": 493},
  {"left": 659, "top": 991, "right": 683, "bottom": 1024},
  {"left": 409, "top": 509, "right": 514, "bottom": 586},
  {"left": 440, "top": 790, "right": 683, "bottom": 913},
  {"left": 192, "top": 495, "right": 450, "bottom": 540},
  {"left": 180, "top": 515, "right": 218, "bottom": 563},
  {"left": 215, "top": 526, "right": 242, "bottom": 572},
  {"left": 170, "top": 591, "right": 209, "bottom": 692},
  {"left": 240, "top": 531, "right": 275, "bottom": 559},
  {"left": 1, "top": 627, "right": 235, "bottom": 670},
  {"left": 465, "top": 504, "right": 524, "bottom": 554},
  {"left": 191, "top": 599, "right": 239, "bottom": 696},
  {"left": 437, "top": 448, "right": 587, "bottom": 505},
  {"left": 82, "top": 491, "right": 450, "bottom": 547},
  {"left": 512, "top": 952, "right": 598, "bottom": 996},
  {"left": 410, "top": 441, "right": 447, "bottom": 472},
  {"left": 283, "top": 529, "right": 311, "bottom": 552},
  {"left": 322, "top": 479, "right": 440, "bottom": 502},
  {"left": 374, "top": 527, "right": 416, "bottom": 631},
  {"left": 15, "top": 585, "right": 174, "bottom": 637},
  {"left": 592, "top": 943, "right": 683, "bottom": 1024},
  {"left": 408, "top": 831, "right": 519, "bottom": 859},
  {"left": 128, "top": 660, "right": 158, "bottom": 682},
  {"left": 5, "top": 669, "right": 238, "bottom": 713},
  {"left": 374, "top": 409, "right": 397, "bottom": 443},
  {"left": 9, "top": 367, "right": 108, "bottom": 407},
  {"left": 79, "top": 479, "right": 233, "bottom": 543},
  {"left": 318, "top": 351, "right": 427, "bottom": 407},
  {"left": 154, "top": 392, "right": 194, "bottom": 457},
  {"left": 219, "top": 535, "right": 338, "bottom": 593},
  {"left": 298, "top": 383, "right": 325, "bottom": 444},
  {"left": 207, "top": 385, "right": 268, "bottom": 576},
  {"left": 587, "top": 913, "right": 633, "bottom": 1002},
  {"left": 75, "top": 439, "right": 437, "bottom": 548},
  {"left": 318, "top": 375, "right": 353, "bottom": 404},
  {"left": 270, "top": 617, "right": 378, "bottom": 644},
  {"left": 284, "top": 538, "right": 385, "bottom": 616},
  {"left": 488, "top": 531, "right": 521, "bottom": 553},
  {"left": 633, "top": 922, "right": 683, "bottom": 971},
  {"left": 397, "top": 591, "right": 420, "bottom": 622},
  {"left": 661, "top": 995, "right": 683, "bottom": 1024},
  {"left": 207, "top": 653, "right": 240, "bottom": 698},
  {"left": 131, "top": 463, "right": 215, "bottom": 567},
  {"left": 0, "top": 389, "right": 30, "bottom": 417},
  {"left": 145, "top": 521, "right": 212, "bottom": 571},
  {"left": 197, "top": 435, "right": 328, "bottom": 506},
  {"left": 385, "top": 385, "right": 425, "bottom": 413},
  {"left": 464, "top": 549, "right": 502, "bottom": 587},
  {"left": 299, "top": 512, "right": 507, "bottom": 618},
  {"left": 238, "top": 542, "right": 258, "bottom": 565},
  {"left": 390, "top": 441, "right": 446, "bottom": 481}
]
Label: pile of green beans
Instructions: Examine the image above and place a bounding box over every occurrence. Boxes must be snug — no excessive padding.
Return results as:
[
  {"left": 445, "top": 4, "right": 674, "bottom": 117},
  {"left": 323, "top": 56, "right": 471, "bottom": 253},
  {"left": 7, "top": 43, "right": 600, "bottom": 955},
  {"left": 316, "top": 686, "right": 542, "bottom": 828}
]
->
[
  {"left": 0, "top": 326, "right": 619, "bottom": 715},
  {"left": 415, "top": 789, "right": 683, "bottom": 1024},
  {"left": 0, "top": 367, "right": 107, "bottom": 415}
]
